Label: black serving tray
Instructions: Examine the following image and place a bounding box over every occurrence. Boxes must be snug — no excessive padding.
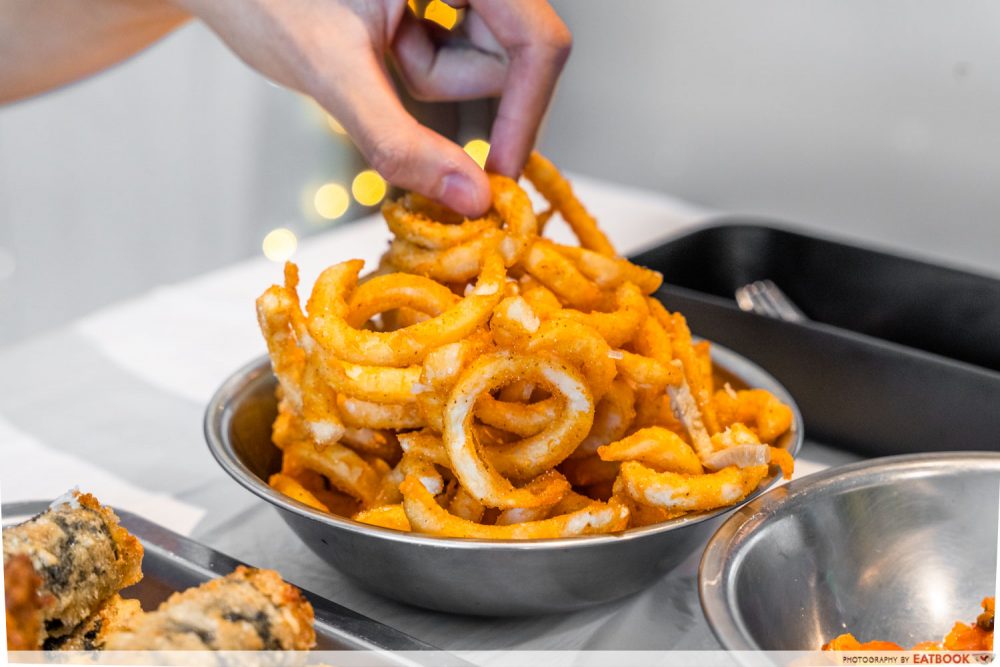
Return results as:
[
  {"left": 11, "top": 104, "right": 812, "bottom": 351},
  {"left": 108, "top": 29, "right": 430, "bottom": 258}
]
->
[
  {"left": 631, "top": 220, "right": 1000, "bottom": 457},
  {"left": 2, "top": 501, "right": 470, "bottom": 665}
]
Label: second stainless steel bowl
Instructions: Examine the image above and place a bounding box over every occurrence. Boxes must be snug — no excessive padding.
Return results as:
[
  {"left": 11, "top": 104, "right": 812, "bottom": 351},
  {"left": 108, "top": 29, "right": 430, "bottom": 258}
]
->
[
  {"left": 700, "top": 452, "right": 1000, "bottom": 650},
  {"left": 206, "top": 344, "right": 802, "bottom": 616}
]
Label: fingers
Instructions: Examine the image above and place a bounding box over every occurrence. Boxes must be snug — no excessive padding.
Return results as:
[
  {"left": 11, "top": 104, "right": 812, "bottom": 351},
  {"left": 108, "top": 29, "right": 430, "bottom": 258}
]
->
[
  {"left": 469, "top": 0, "right": 572, "bottom": 177},
  {"left": 391, "top": 11, "right": 506, "bottom": 101},
  {"left": 313, "top": 48, "right": 491, "bottom": 217}
]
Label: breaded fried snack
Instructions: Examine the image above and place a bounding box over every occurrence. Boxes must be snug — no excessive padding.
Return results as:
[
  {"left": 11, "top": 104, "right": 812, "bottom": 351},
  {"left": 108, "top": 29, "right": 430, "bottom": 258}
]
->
[
  {"left": 105, "top": 566, "right": 316, "bottom": 651},
  {"left": 5, "top": 554, "right": 47, "bottom": 650},
  {"left": 2, "top": 491, "right": 143, "bottom": 643},
  {"left": 43, "top": 595, "right": 144, "bottom": 651}
]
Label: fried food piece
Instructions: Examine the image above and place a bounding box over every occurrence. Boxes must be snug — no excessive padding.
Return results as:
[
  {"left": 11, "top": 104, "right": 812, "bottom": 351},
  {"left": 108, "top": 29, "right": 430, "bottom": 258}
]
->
[
  {"left": 825, "top": 597, "right": 995, "bottom": 652},
  {"left": 598, "top": 427, "right": 704, "bottom": 475},
  {"left": 714, "top": 387, "right": 794, "bottom": 444},
  {"left": 400, "top": 476, "right": 628, "bottom": 539},
  {"left": 5, "top": 554, "right": 46, "bottom": 650},
  {"left": 2, "top": 491, "right": 143, "bottom": 641},
  {"left": 523, "top": 151, "right": 616, "bottom": 256},
  {"left": 44, "top": 595, "right": 143, "bottom": 651},
  {"left": 618, "top": 462, "right": 769, "bottom": 512},
  {"left": 104, "top": 567, "right": 315, "bottom": 651}
]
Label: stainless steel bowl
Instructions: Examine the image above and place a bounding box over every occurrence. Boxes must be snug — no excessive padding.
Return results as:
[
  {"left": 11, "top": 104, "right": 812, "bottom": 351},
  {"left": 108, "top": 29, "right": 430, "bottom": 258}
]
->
[
  {"left": 700, "top": 453, "right": 999, "bottom": 650},
  {"left": 205, "top": 344, "right": 802, "bottom": 616}
]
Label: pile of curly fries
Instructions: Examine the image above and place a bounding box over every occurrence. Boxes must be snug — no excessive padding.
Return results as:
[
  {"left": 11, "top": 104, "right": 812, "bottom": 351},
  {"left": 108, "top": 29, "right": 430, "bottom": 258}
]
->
[{"left": 256, "top": 152, "right": 794, "bottom": 539}]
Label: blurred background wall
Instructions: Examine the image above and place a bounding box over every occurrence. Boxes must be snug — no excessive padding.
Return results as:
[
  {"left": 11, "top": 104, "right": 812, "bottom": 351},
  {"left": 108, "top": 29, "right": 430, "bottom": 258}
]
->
[{"left": 1, "top": 0, "right": 998, "bottom": 345}]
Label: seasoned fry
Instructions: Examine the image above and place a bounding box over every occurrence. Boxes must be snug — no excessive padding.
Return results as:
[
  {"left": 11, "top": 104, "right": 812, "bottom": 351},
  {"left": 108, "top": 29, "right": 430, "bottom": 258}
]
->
[
  {"left": 400, "top": 477, "right": 628, "bottom": 539},
  {"left": 598, "top": 427, "right": 704, "bottom": 475},
  {"left": 523, "top": 152, "right": 616, "bottom": 256},
  {"left": 618, "top": 462, "right": 769, "bottom": 512}
]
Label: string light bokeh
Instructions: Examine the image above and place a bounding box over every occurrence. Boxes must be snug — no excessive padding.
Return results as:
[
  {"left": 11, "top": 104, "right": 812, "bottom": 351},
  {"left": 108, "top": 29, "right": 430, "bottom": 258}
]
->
[
  {"left": 352, "top": 170, "right": 388, "bottom": 207},
  {"left": 463, "top": 139, "right": 490, "bottom": 168},
  {"left": 313, "top": 182, "right": 351, "bottom": 220},
  {"left": 262, "top": 228, "right": 298, "bottom": 263}
]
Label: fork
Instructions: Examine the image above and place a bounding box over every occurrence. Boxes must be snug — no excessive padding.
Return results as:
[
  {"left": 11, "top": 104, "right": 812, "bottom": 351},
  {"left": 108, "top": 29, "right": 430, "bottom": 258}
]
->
[{"left": 734, "top": 280, "right": 807, "bottom": 323}]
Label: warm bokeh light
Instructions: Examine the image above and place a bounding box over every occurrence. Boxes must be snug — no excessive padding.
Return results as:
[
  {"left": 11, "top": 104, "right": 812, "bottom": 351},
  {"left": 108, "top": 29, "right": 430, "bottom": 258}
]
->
[
  {"left": 463, "top": 139, "right": 490, "bottom": 169},
  {"left": 424, "top": 0, "right": 459, "bottom": 29},
  {"left": 352, "top": 170, "right": 388, "bottom": 207},
  {"left": 407, "top": 0, "right": 418, "bottom": 13},
  {"left": 262, "top": 228, "right": 298, "bottom": 263},
  {"left": 314, "top": 183, "right": 350, "bottom": 220},
  {"left": 326, "top": 115, "right": 346, "bottom": 135}
]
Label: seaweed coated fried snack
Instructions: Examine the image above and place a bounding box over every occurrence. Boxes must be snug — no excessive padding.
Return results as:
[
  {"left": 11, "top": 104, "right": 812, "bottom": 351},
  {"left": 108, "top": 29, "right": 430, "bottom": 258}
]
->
[
  {"left": 2, "top": 491, "right": 144, "bottom": 646},
  {"left": 104, "top": 566, "right": 316, "bottom": 651}
]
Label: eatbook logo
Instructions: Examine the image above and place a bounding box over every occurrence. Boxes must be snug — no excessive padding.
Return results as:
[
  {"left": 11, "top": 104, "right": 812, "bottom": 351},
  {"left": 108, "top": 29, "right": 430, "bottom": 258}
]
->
[{"left": 836, "top": 654, "right": 994, "bottom": 666}]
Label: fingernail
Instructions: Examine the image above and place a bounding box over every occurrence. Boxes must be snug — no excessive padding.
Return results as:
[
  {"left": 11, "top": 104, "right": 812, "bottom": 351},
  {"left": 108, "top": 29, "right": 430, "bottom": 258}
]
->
[{"left": 438, "top": 173, "right": 488, "bottom": 217}]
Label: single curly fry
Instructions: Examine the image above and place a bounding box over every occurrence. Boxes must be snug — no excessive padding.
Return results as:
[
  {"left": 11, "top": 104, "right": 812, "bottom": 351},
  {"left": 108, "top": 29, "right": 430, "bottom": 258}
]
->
[
  {"left": 443, "top": 352, "right": 592, "bottom": 506},
  {"left": 527, "top": 319, "right": 617, "bottom": 403},
  {"left": 713, "top": 388, "right": 794, "bottom": 444},
  {"left": 619, "top": 461, "right": 769, "bottom": 512},
  {"left": 572, "top": 378, "right": 636, "bottom": 459},
  {"left": 337, "top": 395, "right": 424, "bottom": 430},
  {"left": 319, "top": 358, "right": 421, "bottom": 404},
  {"left": 400, "top": 476, "right": 629, "bottom": 539},
  {"left": 552, "top": 244, "right": 663, "bottom": 295},
  {"left": 611, "top": 477, "right": 688, "bottom": 528},
  {"left": 667, "top": 371, "right": 714, "bottom": 461},
  {"left": 475, "top": 395, "right": 557, "bottom": 437},
  {"left": 283, "top": 440, "right": 380, "bottom": 508},
  {"left": 258, "top": 282, "right": 345, "bottom": 445},
  {"left": 307, "top": 253, "right": 505, "bottom": 367},
  {"left": 488, "top": 172, "right": 539, "bottom": 265},
  {"left": 268, "top": 473, "right": 329, "bottom": 512},
  {"left": 522, "top": 239, "right": 604, "bottom": 311},
  {"left": 256, "top": 285, "right": 306, "bottom": 411},
  {"left": 614, "top": 350, "right": 682, "bottom": 390},
  {"left": 598, "top": 427, "right": 704, "bottom": 475},
  {"left": 660, "top": 311, "right": 719, "bottom": 434},
  {"left": 382, "top": 197, "right": 500, "bottom": 250},
  {"left": 631, "top": 313, "right": 674, "bottom": 367},
  {"left": 384, "top": 230, "right": 503, "bottom": 283},
  {"left": 523, "top": 151, "right": 616, "bottom": 256},
  {"left": 345, "top": 272, "right": 458, "bottom": 328}
]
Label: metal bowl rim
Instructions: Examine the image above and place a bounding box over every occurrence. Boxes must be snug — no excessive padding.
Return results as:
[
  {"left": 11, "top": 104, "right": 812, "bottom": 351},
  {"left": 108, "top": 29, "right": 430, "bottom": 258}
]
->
[
  {"left": 205, "top": 342, "right": 804, "bottom": 550},
  {"left": 698, "top": 450, "right": 1000, "bottom": 651}
]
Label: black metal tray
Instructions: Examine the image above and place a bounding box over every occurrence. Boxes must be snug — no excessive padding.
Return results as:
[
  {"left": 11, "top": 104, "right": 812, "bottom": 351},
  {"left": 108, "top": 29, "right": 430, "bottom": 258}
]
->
[
  {"left": 2, "top": 501, "right": 468, "bottom": 665},
  {"left": 631, "top": 220, "right": 1000, "bottom": 457}
]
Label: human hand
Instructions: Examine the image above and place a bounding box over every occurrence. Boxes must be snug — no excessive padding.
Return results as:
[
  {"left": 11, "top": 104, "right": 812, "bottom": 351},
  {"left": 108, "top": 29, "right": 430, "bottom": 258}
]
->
[{"left": 172, "top": 0, "right": 571, "bottom": 217}]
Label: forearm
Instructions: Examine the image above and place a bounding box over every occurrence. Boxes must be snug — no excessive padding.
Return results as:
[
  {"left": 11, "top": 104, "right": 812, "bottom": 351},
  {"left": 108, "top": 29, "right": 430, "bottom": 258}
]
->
[{"left": 0, "top": 0, "right": 190, "bottom": 103}]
